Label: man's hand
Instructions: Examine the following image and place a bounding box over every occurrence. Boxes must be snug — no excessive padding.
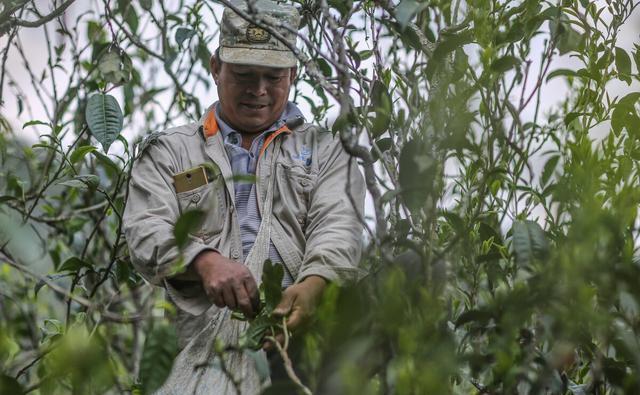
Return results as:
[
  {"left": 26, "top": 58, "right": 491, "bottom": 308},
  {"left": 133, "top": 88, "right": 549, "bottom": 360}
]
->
[
  {"left": 265, "top": 275, "right": 327, "bottom": 349},
  {"left": 192, "top": 250, "right": 259, "bottom": 317}
]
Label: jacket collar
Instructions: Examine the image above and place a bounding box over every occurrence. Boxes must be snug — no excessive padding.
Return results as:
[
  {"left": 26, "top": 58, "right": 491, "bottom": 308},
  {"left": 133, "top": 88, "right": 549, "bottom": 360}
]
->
[{"left": 200, "top": 101, "right": 305, "bottom": 139}]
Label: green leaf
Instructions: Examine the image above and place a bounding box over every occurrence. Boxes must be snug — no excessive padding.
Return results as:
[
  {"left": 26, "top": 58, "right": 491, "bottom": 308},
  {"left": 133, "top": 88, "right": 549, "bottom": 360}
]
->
[
  {"left": 512, "top": 220, "right": 549, "bottom": 267},
  {"left": 139, "top": 323, "right": 178, "bottom": 395},
  {"left": 371, "top": 137, "right": 393, "bottom": 160},
  {"left": 197, "top": 40, "right": 212, "bottom": 73},
  {"left": 563, "top": 112, "right": 583, "bottom": 127},
  {"left": 316, "top": 58, "right": 332, "bottom": 77},
  {"left": 140, "top": 0, "right": 153, "bottom": 11},
  {"left": 370, "top": 80, "right": 392, "bottom": 137},
  {"left": 0, "top": 374, "right": 25, "bottom": 395},
  {"left": 441, "top": 211, "right": 464, "bottom": 235},
  {"left": 615, "top": 46, "right": 632, "bottom": 76},
  {"left": 22, "top": 120, "right": 49, "bottom": 129},
  {"left": 57, "top": 175, "right": 100, "bottom": 189},
  {"left": 91, "top": 150, "right": 121, "bottom": 173},
  {"left": 173, "top": 209, "right": 205, "bottom": 249},
  {"left": 87, "top": 20, "right": 107, "bottom": 43},
  {"left": 541, "top": 155, "right": 560, "bottom": 186},
  {"left": 551, "top": 20, "right": 584, "bottom": 55},
  {"left": 34, "top": 273, "right": 70, "bottom": 296},
  {"left": 426, "top": 30, "right": 474, "bottom": 79},
  {"left": 85, "top": 94, "right": 124, "bottom": 152},
  {"left": 454, "top": 309, "right": 492, "bottom": 328},
  {"left": 398, "top": 140, "right": 437, "bottom": 213},
  {"left": 433, "top": 30, "right": 474, "bottom": 62},
  {"left": 58, "top": 257, "right": 92, "bottom": 273},
  {"left": 175, "top": 27, "right": 196, "bottom": 47},
  {"left": 70, "top": 145, "right": 97, "bottom": 164},
  {"left": 545, "top": 69, "right": 578, "bottom": 82},
  {"left": 612, "top": 105, "right": 630, "bottom": 136},
  {"left": 239, "top": 314, "right": 272, "bottom": 350},
  {"left": 490, "top": 55, "right": 519, "bottom": 73},
  {"left": 331, "top": 108, "right": 357, "bottom": 135},
  {"left": 229, "top": 174, "right": 257, "bottom": 184},
  {"left": 262, "top": 260, "right": 284, "bottom": 314},
  {"left": 359, "top": 50, "right": 373, "bottom": 60},
  {"left": 618, "top": 92, "right": 640, "bottom": 107},
  {"left": 327, "top": 0, "right": 352, "bottom": 16},
  {"left": 611, "top": 104, "right": 640, "bottom": 136},
  {"left": 123, "top": 4, "right": 139, "bottom": 33},
  {"left": 98, "top": 47, "right": 132, "bottom": 85},
  {"left": 166, "top": 15, "right": 183, "bottom": 25},
  {"left": 395, "top": 0, "right": 425, "bottom": 29}
]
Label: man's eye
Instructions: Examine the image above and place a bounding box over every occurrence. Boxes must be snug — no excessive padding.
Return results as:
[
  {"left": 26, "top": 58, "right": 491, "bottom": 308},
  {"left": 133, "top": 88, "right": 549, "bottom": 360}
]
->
[{"left": 268, "top": 76, "right": 283, "bottom": 81}]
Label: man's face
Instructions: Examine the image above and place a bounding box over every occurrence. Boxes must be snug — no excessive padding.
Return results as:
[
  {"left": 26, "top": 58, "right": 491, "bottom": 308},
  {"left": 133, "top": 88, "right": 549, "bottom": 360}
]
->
[{"left": 211, "top": 57, "right": 296, "bottom": 133}]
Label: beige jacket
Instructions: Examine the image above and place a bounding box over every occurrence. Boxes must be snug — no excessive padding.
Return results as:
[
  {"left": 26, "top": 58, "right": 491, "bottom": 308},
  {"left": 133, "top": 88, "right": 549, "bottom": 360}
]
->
[{"left": 123, "top": 109, "right": 365, "bottom": 393}]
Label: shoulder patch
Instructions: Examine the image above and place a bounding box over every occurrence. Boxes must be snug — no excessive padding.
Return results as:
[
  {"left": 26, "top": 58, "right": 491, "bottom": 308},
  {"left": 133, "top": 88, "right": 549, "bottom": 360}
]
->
[
  {"left": 135, "top": 123, "right": 200, "bottom": 157},
  {"left": 136, "top": 130, "right": 167, "bottom": 157}
]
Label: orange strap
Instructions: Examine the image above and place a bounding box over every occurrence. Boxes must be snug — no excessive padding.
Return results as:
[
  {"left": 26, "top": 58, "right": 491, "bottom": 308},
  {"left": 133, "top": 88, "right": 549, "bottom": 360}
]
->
[
  {"left": 259, "top": 125, "right": 291, "bottom": 159},
  {"left": 203, "top": 108, "right": 291, "bottom": 158},
  {"left": 203, "top": 109, "right": 218, "bottom": 138}
]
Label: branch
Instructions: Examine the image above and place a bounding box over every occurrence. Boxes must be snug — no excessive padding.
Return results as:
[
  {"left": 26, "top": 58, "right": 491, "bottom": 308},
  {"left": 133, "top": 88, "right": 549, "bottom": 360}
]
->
[
  {"left": 265, "top": 334, "right": 313, "bottom": 395},
  {"left": 6, "top": 0, "right": 75, "bottom": 29}
]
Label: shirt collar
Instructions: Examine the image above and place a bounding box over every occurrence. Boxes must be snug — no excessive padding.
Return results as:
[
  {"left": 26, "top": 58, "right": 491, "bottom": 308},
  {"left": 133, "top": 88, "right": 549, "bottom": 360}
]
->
[{"left": 212, "top": 101, "right": 304, "bottom": 142}]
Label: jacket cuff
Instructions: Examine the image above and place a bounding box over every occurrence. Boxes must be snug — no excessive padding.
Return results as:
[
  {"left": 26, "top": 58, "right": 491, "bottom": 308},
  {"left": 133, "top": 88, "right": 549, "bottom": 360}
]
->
[
  {"left": 296, "top": 265, "right": 365, "bottom": 285},
  {"left": 164, "top": 244, "right": 218, "bottom": 316}
]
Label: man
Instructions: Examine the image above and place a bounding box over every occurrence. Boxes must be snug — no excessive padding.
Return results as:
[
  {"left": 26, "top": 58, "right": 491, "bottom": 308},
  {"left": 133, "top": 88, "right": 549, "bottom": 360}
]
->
[{"left": 123, "top": 1, "right": 365, "bottom": 393}]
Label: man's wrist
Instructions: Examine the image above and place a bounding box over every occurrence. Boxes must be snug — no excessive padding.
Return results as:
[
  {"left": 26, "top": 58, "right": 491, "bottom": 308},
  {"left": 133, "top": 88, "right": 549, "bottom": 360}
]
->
[
  {"left": 192, "top": 249, "right": 222, "bottom": 276},
  {"left": 299, "top": 275, "right": 328, "bottom": 294}
]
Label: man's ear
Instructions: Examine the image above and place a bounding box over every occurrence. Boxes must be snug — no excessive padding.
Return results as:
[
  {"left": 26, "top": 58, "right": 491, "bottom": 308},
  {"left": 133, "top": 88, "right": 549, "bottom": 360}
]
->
[
  {"left": 289, "top": 66, "right": 297, "bottom": 84},
  {"left": 210, "top": 54, "right": 220, "bottom": 83}
]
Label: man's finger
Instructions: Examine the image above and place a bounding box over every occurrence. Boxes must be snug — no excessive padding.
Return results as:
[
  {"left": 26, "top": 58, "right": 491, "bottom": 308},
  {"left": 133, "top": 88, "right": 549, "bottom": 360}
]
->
[
  {"left": 234, "top": 282, "right": 254, "bottom": 317},
  {"left": 273, "top": 292, "right": 296, "bottom": 317},
  {"left": 243, "top": 278, "right": 260, "bottom": 312},
  {"left": 286, "top": 308, "right": 303, "bottom": 330},
  {"left": 210, "top": 288, "right": 225, "bottom": 308},
  {"left": 262, "top": 339, "right": 274, "bottom": 351},
  {"left": 221, "top": 287, "right": 237, "bottom": 310}
]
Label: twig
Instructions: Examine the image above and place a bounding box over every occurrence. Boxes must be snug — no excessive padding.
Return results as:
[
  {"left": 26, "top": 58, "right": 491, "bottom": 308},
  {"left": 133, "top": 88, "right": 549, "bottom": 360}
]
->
[
  {"left": 254, "top": 317, "right": 311, "bottom": 394},
  {"left": 0, "top": 27, "right": 17, "bottom": 106},
  {"left": 6, "top": 0, "right": 75, "bottom": 29},
  {"left": 265, "top": 334, "right": 313, "bottom": 395}
]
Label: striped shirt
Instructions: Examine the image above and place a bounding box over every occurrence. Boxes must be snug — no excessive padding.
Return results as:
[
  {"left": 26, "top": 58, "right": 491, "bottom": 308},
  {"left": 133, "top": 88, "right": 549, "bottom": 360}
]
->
[{"left": 214, "top": 102, "right": 305, "bottom": 287}]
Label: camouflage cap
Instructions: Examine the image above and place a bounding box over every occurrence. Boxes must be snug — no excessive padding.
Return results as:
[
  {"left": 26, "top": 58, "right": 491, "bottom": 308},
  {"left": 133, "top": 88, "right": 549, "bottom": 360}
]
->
[{"left": 219, "top": 0, "right": 300, "bottom": 68}]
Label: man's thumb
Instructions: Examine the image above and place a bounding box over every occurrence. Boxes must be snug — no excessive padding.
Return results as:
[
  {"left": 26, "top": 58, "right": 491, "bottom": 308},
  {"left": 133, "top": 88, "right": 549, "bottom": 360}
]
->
[{"left": 272, "top": 291, "right": 295, "bottom": 317}]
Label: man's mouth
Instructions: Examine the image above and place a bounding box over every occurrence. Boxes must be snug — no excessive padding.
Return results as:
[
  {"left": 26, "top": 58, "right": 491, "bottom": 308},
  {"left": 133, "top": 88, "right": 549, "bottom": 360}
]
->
[{"left": 241, "top": 103, "right": 268, "bottom": 110}]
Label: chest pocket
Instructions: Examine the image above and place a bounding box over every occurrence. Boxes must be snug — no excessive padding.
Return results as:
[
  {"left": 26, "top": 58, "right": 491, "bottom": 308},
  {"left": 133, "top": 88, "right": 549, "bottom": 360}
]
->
[
  {"left": 176, "top": 175, "right": 226, "bottom": 242},
  {"left": 274, "top": 162, "right": 316, "bottom": 231}
]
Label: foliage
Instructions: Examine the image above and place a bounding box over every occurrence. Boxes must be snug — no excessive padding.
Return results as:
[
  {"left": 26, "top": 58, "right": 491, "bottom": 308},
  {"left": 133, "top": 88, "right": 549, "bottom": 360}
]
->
[{"left": 1, "top": 0, "right": 640, "bottom": 394}]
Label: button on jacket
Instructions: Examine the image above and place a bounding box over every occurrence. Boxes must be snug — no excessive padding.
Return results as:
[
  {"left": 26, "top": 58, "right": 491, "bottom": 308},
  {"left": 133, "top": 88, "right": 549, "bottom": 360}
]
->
[{"left": 123, "top": 105, "right": 365, "bottom": 393}]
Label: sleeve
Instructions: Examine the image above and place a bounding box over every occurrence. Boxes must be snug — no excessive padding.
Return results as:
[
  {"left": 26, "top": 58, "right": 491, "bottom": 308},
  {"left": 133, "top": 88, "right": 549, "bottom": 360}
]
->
[
  {"left": 296, "top": 132, "right": 367, "bottom": 284},
  {"left": 123, "top": 139, "right": 213, "bottom": 315}
]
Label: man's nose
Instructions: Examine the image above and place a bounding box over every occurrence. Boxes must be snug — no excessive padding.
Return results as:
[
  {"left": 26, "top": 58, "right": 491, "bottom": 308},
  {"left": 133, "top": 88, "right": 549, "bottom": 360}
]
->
[{"left": 246, "top": 77, "right": 268, "bottom": 96}]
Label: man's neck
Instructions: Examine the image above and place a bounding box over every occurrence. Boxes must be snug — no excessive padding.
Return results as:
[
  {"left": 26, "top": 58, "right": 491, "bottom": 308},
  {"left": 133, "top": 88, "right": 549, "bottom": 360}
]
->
[
  {"left": 217, "top": 110, "right": 262, "bottom": 150},
  {"left": 240, "top": 133, "right": 257, "bottom": 150}
]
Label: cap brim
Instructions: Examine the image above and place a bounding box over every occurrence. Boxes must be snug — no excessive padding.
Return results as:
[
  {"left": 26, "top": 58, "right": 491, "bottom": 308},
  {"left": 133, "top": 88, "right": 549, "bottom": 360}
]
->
[{"left": 220, "top": 47, "right": 297, "bottom": 68}]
